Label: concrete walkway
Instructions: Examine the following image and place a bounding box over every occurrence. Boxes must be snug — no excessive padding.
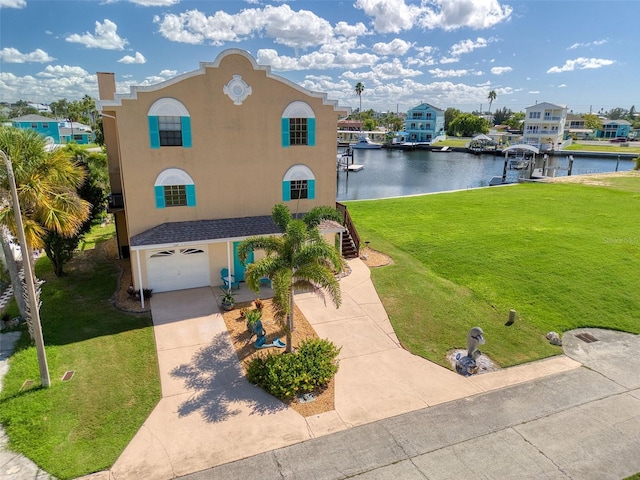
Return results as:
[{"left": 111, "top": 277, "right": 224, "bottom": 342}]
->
[
  {"left": 3, "top": 258, "right": 639, "bottom": 479},
  {"left": 81, "top": 258, "right": 583, "bottom": 480}
]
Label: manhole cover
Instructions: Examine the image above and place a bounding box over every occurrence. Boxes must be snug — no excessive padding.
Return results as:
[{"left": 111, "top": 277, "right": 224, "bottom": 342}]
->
[{"left": 575, "top": 332, "right": 599, "bottom": 343}]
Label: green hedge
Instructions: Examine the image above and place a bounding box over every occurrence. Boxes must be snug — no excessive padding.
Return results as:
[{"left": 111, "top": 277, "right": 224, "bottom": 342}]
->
[{"left": 246, "top": 338, "right": 340, "bottom": 400}]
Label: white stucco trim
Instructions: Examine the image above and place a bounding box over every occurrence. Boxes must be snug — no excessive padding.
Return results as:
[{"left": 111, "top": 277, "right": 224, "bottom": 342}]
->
[
  {"left": 148, "top": 98, "right": 190, "bottom": 117},
  {"left": 154, "top": 168, "right": 194, "bottom": 186},
  {"left": 282, "top": 101, "right": 315, "bottom": 119},
  {"left": 283, "top": 164, "right": 315, "bottom": 181}
]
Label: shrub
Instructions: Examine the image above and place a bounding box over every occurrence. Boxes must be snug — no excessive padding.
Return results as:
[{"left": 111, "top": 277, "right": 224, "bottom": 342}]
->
[
  {"left": 244, "top": 308, "right": 262, "bottom": 330},
  {"left": 246, "top": 338, "right": 340, "bottom": 400}
]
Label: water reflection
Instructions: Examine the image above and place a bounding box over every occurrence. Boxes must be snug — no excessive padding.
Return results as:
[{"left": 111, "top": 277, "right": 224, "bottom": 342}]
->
[{"left": 336, "top": 149, "right": 635, "bottom": 201}]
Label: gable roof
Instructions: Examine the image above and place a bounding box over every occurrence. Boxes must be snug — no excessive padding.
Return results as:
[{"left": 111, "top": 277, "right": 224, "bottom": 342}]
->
[
  {"left": 525, "top": 102, "right": 565, "bottom": 110},
  {"left": 11, "top": 114, "right": 56, "bottom": 122}
]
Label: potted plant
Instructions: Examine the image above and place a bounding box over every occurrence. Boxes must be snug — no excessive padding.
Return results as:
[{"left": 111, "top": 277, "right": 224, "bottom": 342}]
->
[
  {"left": 220, "top": 289, "right": 236, "bottom": 311},
  {"left": 244, "top": 308, "right": 262, "bottom": 333}
]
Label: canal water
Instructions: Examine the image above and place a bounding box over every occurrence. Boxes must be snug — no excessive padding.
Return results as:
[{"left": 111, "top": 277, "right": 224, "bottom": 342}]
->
[{"left": 336, "top": 149, "right": 636, "bottom": 201}]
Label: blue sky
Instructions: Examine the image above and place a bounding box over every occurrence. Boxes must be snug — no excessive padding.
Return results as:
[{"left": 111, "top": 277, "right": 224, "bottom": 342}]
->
[{"left": 0, "top": 0, "right": 636, "bottom": 114}]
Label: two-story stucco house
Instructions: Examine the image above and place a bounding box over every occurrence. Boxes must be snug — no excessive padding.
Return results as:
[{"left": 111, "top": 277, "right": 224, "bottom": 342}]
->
[
  {"left": 11, "top": 114, "right": 61, "bottom": 143},
  {"left": 522, "top": 102, "right": 567, "bottom": 151},
  {"left": 404, "top": 103, "right": 445, "bottom": 143},
  {"left": 598, "top": 119, "right": 631, "bottom": 139},
  {"left": 97, "top": 49, "right": 349, "bottom": 297}
]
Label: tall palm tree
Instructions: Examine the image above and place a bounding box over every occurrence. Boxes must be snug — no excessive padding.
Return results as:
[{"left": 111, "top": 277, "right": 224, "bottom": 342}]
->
[
  {"left": 487, "top": 90, "right": 497, "bottom": 114},
  {"left": 0, "top": 127, "right": 90, "bottom": 327},
  {"left": 354, "top": 82, "right": 365, "bottom": 122},
  {"left": 237, "top": 204, "right": 344, "bottom": 353}
]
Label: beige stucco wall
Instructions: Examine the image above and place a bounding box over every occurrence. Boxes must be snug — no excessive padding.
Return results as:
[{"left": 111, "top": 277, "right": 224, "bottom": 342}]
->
[{"left": 107, "top": 51, "right": 344, "bottom": 240}]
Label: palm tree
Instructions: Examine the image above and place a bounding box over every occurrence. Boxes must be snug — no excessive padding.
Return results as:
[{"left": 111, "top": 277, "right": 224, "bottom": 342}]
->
[
  {"left": 237, "top": 204, "right": 344, "bottom": 353},
  {"left": 487, "top": 90, "right": 497, "bottom": 114},
  {"left": 0, "top": 126, "right": 90, "bottom": 327},
  {"left": 354, "top": 82, "right": 365, "bottom": 122}
]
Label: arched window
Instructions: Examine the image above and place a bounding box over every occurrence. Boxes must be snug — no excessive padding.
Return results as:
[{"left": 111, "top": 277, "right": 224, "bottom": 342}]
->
[
  {"left": 281, "top": 101, "right": 315, "bottom": 148},
  {"left": 282, "top": 165, "right": 315, "bottom": 201},
  {"left": 154, "top": 168, "right": 196, "bottom": 208},
  {"left": 148, "top": 98, "right": 192, "bottom": 149}
]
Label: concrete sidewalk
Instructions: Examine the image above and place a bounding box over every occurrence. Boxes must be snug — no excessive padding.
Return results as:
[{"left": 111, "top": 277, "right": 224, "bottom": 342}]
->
[
  {"left": 3, "top": 258, "right": 638, "bottom": 479},
  {"left": 96, "top": 258, "right": 582, "bottom": 480}
]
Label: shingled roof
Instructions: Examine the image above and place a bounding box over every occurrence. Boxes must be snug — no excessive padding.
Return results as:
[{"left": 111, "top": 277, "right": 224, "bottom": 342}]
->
[{"left": 130, "top": 215, "right": 346, "bottom": 248}]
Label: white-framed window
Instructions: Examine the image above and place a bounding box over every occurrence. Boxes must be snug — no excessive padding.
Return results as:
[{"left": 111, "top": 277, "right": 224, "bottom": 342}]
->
[
  {"left": 154, "top": 168, "right": 196, "bottom": 208},
  {"left": 281, "top": 101, "right": 315, "bottom": 147},
  {"left": 148, "top": 98, "right": 192, "bottom": 149},
  {"left": 282, "top": 164, "right": 315, "bottom": 201}
]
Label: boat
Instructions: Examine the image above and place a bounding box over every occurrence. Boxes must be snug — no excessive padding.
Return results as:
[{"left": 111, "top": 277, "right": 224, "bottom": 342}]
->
[{"left": 352, "top": 134, "right": 382, "bottom": 149}]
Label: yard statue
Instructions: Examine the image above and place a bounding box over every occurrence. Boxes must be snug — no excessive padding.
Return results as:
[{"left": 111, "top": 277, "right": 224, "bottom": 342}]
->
[
  {"left": 467, "top": 326, "right": 485, "bottom": 359},
  {"left": 455, "top": 326, "right": 486, "bottom": 376}
]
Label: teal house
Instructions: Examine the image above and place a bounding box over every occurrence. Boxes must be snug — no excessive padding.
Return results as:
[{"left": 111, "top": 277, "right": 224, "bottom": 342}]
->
[
  {"left": 11, "top": 114, "right": 94, "bottom": 145},
  {"left": 11, "top": 114, "right": 61, "bottom": 143},
  {"left": 405, "top": 103, "right": 445, "bottom": 143},
  {"left": 597, "top": 120, "right": 631, "bottom": 139}
]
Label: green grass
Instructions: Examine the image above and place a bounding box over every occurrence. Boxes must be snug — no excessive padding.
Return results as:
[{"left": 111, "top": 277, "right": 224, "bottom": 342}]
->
[
  {"left": 564, "top": 142, "right": 640, "bottom": 154},
  {"left": 347, "top": 175, "right": 640, "bottom": 368},
  {"left": 78, "top": 222, "right": 115, "bottom": 251},
  {"left": 0, "top": 237, "right": 160, "bottom": 479}
]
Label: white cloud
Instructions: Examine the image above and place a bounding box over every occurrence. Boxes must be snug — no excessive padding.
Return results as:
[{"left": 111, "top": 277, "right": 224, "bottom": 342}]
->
[
  {"left": 568, "top": 39, "right": 608, "bottom": 50},
  {"left": 155, "top": 4, "right": 333, "bottom": 49},
  {"left": 547, "top": 57, "right": 614, "bottom": 73},
  {"left": 429, "top": 68, "right": 474, "bottom": 78},
  {"left": 419, "top": 0, "right": 512, "bottom": 31},
  {"left": 355, "top": 0, "right": 423, "bottom": 33},
  {"left": 37, "top": 65, "right": 91, "bottom": 78},
  {"left": 371, "top": 58, "right": 422, "bottom": 79},
  {"left": 0, "top": 65, "right": 99, "bottom": 103},
  {"left": 528, "top": 90, "right": 540, "bottom": 94},
  {"left": 118, "top": 51, "right": 146, "bottom": 64},
  {"left": 334, "top": 21, "right": 368, "bottom": 37},
  {"left": 450, "top": 37, "right": 488, "bottom": 56},
  {"left": 491, "top": 66, "right": 512, "bottom": 75},
  {"left": 0, "top": 47, "right": 55, "bottom": 63},
  {"left": 439, "top": 57, "right": 459, "bottom": 64},
  {"left": 372, "top": 38, "right": 412, "bottom": 56},
  {"left": 66, "top": 19, "right": 128, "bottom": 50},
  {"left": 0, "top": 0, "right": 26, "bottom": 8}
]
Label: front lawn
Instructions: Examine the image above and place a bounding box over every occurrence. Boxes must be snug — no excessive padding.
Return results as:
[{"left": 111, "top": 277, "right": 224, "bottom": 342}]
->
[
  {"left": 0, "top": 237, "right": 160, "bottom": 479},
  {"left": 346, "top": 174, "right": 640, "bottom": 368}
]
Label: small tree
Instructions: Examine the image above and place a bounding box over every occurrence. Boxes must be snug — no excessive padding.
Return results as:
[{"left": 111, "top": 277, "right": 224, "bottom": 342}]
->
[
  {"left": 238, "top": 204, "right": 344, "bottom": 353},
  {"left": 487, "top": 90, "right": 497, "bottom": 114}
]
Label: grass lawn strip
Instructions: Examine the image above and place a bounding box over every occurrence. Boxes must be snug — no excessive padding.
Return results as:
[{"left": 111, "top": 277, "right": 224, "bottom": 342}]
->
[
  {"left": 0, "top": 235, "right": 160, "bottom": 480},
  {"left": 346, "top": 172, "right": 640, "bottom": 368}
]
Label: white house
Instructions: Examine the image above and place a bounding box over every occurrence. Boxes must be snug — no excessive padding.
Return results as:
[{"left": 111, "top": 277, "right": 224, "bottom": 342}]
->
[{"left": 522, "top": 102, "right": 567, "bottom": 151}]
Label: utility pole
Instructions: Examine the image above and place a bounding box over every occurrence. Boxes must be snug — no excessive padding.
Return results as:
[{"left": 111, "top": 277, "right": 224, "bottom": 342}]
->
[{"left": 1, "top": 150, "right": 51, "bottom": 387}]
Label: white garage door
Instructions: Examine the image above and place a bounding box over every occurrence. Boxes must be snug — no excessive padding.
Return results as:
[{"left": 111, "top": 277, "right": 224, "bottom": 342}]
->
[{"left": 146, "top": 247, "right": 210, "bottom": 293}]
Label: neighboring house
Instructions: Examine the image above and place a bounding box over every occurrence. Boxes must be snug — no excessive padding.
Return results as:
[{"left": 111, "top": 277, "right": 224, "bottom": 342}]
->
[
  {"left": 11, "top": 114, "right": 60, "bottom": 143},
  {"left": 521, "top": 102, "right": 567, "bottom": 150},
  {"left": 10, "top": 114, "right": 93, "bottom": 145},
  {"left": 97, "top": 49, "right": 350, "bottom": 296},
  {"left": 565, "top": 113, "right": 593, "bottom": 140},
  {"left": 27, "top": 102, "right": 51, "bottom": 113},
  {"left": 597, "top": 119, "right": 631, "bottom": 139},
  {"left": 405, "top": 103, "right": 445, "bottom": 143}
]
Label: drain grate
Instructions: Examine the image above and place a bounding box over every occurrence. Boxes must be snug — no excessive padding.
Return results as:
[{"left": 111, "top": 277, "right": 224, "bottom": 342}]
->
[
  {"left": 61, "top": 370, "right": 75, "bottom": 382},
  {"left": 576, "top": 332, "right": 599, "bottom": 343}
]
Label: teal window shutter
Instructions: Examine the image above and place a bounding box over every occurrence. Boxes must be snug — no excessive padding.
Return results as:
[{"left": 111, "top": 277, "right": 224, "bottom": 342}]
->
[
  {"left": 281, "top": 118, "right": 290, "bottom": 147},
  {"left": 181, "top": 116, "right": 192, "bottom": 148},
  {"left": 148, "top": 116, "right": 160, "bottom": 149},
  {"left": 154, "top": 185, "right": 166, "bottom": 208},
  {"left": 282, "top": 181, "right": 291, "bottom": 201},
  {"left": 307, "top": 179, "right": 315, "bottom": 199},
  {"left": 308, "top": 118, "right": 316, "bottom": 146},
  {"left": 186, "top": 184, "right": 196, "bottom": 206}
]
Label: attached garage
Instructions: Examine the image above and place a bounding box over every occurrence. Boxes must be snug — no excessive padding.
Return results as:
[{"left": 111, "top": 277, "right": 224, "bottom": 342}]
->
[{"left": 146, "top": 246, "right": 210, "bottom": 293}]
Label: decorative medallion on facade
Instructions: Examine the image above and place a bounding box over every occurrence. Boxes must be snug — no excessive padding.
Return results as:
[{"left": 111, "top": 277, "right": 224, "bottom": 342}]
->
[{"left": 223, "top": 75, "right": 252, "bottom": 105}]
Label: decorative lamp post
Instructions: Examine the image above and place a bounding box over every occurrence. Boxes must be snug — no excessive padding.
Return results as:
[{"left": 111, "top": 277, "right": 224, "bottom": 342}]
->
[{"left": 0, "top": 150, "right": 51, "bottom": 388}]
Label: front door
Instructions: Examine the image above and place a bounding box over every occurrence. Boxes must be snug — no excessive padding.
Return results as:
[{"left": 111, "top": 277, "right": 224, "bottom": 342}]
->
[{"left": 233, "top": 241, "right": 253, "bottom": 282}]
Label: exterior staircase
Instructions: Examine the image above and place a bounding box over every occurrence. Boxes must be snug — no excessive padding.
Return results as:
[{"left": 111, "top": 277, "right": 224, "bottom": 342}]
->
[{"left": 341, "top": 230, "right": 359, "bottom": 259}]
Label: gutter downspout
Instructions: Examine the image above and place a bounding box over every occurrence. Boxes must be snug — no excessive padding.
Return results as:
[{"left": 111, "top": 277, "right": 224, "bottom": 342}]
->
[{"left": 136, "top": 249, "right": 145, "bottom": 308}]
